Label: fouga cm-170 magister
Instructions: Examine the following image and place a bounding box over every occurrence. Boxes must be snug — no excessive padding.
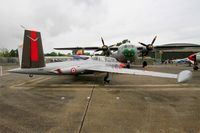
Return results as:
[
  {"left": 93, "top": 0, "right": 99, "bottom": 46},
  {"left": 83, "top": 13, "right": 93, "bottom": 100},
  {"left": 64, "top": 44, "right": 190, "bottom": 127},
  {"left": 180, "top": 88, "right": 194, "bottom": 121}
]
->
[{"left": 9, "top": 29, "right": 192, "bottom": 83}]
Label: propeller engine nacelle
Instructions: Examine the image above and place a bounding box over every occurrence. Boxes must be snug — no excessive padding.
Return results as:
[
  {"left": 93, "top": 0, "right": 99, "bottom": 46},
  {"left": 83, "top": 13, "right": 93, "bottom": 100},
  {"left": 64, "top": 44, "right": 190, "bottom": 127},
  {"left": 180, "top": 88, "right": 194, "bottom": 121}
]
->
[
  {"left": 138, "top": 36, "right": 157, "bottom": 58},
  {"left": 141, "top": 48, "right": 149, "bottom": 57},
  {"left": 95, "top": 37, "right": 111, "bottom": 56}
]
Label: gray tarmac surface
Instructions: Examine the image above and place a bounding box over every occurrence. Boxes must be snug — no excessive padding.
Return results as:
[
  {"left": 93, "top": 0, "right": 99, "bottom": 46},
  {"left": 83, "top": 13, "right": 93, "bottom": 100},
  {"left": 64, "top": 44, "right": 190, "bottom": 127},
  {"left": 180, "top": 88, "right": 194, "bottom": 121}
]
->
[{"left": 0, "top": 64, "right": 200, "bottom": 133}]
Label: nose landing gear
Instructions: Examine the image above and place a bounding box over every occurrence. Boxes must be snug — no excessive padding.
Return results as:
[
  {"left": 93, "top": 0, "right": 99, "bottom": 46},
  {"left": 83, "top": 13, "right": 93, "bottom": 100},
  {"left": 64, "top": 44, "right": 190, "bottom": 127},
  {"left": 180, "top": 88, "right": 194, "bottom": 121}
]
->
[{"left": 126, "top": 60, "right": 131, "bottom": 68}]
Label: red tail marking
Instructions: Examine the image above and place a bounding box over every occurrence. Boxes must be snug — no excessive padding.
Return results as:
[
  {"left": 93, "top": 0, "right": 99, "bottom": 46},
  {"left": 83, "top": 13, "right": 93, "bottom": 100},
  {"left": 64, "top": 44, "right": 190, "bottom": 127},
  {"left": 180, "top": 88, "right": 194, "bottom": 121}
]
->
[{"left": 30, "top": 31, "right": 39, "bottom": 62}]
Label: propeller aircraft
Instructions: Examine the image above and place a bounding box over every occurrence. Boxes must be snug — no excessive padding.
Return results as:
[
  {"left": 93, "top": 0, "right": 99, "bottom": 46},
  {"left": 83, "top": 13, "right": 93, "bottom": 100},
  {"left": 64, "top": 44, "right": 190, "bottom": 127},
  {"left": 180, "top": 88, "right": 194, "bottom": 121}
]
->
[{"left": 9, "top": 30, "right": 192, "bottom": 83}]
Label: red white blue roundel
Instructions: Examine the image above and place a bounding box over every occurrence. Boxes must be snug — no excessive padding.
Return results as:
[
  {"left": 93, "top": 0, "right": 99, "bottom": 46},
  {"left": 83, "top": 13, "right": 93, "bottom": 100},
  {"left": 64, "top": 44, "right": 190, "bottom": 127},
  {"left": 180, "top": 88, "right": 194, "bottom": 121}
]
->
[{"left": 70, "top": 67, "right": 76, "bottom": 74}]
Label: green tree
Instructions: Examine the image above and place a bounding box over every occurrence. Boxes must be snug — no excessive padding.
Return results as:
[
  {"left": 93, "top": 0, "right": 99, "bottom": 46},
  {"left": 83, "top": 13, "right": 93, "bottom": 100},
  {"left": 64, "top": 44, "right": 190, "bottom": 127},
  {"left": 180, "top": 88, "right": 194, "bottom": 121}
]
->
[
  {"left": 72, "top": 49, "right": 78, "bottom": 55},
  {"left": 122, "top": 39, "right": 130, "bottom": 44},
  {"left": 58, "top": 52, "right": 65, "bottom": 56},
  {"left": 67, "top": 53, "right": 71, "bottom": 56},
  {"left": 45, "top": 52, "right": 57, "bottom": 56},
  {"left": 114, "top": 39, "right": 130, "bottom": 47},
  {"left": 0, "top": 48, "right": 10, "bottom": 57},
  {"left": 84, "top": 52, "right": 90, "bottom": 56},
  {"left": 9, "top": 49, "right": 18, "bottom": 57}
]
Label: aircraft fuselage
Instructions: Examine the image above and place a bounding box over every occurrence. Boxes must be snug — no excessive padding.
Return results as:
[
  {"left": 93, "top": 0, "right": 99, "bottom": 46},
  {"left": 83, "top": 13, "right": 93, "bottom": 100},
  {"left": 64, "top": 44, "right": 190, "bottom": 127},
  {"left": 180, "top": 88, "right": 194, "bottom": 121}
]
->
[{"left": 111, "top": 43, "right": 138, "bottom": 64}]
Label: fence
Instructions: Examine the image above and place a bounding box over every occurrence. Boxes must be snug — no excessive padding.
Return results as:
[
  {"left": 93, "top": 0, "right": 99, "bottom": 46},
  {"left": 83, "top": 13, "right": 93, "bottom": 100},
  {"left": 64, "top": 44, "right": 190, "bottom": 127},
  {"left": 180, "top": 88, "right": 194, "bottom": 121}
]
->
[
  {"left": 0, "top": 57, "right": 19, "bottom": 64},
  {"left": 0, "top": 66, "right": 2, "bottom": 76}
]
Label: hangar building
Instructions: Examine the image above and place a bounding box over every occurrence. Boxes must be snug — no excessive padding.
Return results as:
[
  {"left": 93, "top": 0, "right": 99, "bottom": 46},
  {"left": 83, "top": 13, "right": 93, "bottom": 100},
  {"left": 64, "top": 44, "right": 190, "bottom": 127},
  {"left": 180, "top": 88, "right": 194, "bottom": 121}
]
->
[{"left": 148, "top": 43, "right": 200, "bottom": 62}]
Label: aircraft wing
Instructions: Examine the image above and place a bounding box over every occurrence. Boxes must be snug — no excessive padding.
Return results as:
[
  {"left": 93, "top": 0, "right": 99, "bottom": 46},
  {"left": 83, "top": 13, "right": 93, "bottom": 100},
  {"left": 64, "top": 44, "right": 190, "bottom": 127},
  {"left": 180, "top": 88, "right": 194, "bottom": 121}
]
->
[
  {"left": 54, "top": 47, "right": 99, "bottom": 50},
  {"left": 154, "top": 44, "right": 200, "bottom": 49},
  {"left": 54, "top": 47, "right": 118, "bottom": 51},
  {"left": 137, "top": 44, "right": 200, "bottom": 51},
  {"left": 86, "top": 66, "right": 192, "bottom": 83}
]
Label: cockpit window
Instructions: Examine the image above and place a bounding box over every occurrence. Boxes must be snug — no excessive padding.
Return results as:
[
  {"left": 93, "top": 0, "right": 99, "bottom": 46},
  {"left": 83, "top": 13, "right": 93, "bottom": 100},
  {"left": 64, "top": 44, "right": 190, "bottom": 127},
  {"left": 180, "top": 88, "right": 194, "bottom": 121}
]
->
[{"left": 92, "top": 56, "right": 117, "bottom": 62}]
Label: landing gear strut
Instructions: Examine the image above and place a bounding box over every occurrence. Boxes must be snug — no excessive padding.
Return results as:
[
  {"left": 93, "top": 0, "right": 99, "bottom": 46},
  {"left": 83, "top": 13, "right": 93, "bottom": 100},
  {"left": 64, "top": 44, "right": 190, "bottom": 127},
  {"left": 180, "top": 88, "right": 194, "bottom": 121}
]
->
[
  {"left": 104, "top": 72, "right": 111, "bottom": 83},
  {"left": 126, "top": 64, "right": 130, "bottom": 68},
  {"left": 126, "top": 61, "right": 131, "bottom": 68},
  {"left": 193, "top": 61, "right": 199, "bottom": 71},
  {"left": 29, "top": 74, "right": 33, "bottom": 77},
  {"left": 193, "top": 65, "right": 199, "bottom": 71},
  {"left": 193, "top": 66, "right": 199, "bottom": 71}
]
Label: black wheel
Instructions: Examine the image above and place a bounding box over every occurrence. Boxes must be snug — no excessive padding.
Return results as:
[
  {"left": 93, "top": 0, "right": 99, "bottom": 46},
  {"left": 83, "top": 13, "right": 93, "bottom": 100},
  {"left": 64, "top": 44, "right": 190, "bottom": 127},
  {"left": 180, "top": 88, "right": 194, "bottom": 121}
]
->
[
  {"left": 104, "top": 73, "right": 110, "bottom": 83},
  {"left": 143, "top": 61, "right": 147, "bottom": 68},
  {"left": 126, "top": 64, "right": 130, "bottom": 68},
  {"left": 193, "top": 66, "right": 199, "bottom": 71},
  {"left": 29, "top": 74, "right": 33, "bottom": 77}
]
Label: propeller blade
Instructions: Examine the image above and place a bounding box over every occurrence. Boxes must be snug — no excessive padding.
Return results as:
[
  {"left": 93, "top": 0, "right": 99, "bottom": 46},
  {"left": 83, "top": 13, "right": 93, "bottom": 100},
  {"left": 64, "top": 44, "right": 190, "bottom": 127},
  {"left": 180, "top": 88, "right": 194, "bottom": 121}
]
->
[
  {"left": 151, "top": 36, "right": 157, "bottom": 45},
  {"left": 138, "top": 42, "right": 147, "bottom": 47},
  {"left": 101, "top": 37, "right": 105, "bottom": 46},
  {"left": 109, "top": 44, "right": 115, "bottom": 48}
]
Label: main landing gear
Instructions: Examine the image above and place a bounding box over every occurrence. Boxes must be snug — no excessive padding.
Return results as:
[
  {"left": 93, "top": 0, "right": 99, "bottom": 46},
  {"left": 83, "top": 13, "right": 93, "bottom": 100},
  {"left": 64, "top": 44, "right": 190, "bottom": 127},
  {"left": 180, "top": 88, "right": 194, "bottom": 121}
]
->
[
  {"left": 193, "top": 65, "right": 199, "bottom": 71},
  {"left": 104, "top": 72, "right": 111, "bottom": 83},
  {"left": 29, "top": 74, "right": 33, "bottom": 77},
  {"left": 193, "top": 61, "right": 199, "bottom": 71},
  {"left": 142, "top": 61, "right": 147, "bottom": 68}
]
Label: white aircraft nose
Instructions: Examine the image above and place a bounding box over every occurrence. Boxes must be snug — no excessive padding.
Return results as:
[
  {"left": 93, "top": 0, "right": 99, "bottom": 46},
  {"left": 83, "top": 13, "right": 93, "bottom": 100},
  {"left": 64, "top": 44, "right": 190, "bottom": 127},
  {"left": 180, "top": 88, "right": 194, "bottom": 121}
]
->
[{"left": 177, "top": 70, "right": 192, "bottom": 83}]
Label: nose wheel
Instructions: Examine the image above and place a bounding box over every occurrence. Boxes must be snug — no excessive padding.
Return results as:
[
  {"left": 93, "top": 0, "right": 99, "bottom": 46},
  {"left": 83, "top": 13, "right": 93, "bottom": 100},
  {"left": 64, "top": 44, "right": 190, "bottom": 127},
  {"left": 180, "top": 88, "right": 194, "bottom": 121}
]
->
[
  {"left": 126, "top": 60, "right": 131, "bottom": 68},
  {"left": 126, "top": 64, "right": 130, "bottom": 68}
]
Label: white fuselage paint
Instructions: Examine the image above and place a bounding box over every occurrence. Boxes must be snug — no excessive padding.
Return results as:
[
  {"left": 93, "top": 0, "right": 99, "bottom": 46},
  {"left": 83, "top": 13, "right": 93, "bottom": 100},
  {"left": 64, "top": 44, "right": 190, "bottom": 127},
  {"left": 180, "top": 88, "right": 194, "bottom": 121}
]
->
[{"left": 9, "top": 56, "right": 123, "bottom": 75}]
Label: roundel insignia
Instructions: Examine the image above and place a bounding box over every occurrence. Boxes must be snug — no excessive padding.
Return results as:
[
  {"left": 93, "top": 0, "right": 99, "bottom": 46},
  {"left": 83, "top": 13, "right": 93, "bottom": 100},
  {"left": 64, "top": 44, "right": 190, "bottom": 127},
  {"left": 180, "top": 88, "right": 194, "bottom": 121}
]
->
[{"left": 70, "top": 67, "right": 76, "bottom": 74}]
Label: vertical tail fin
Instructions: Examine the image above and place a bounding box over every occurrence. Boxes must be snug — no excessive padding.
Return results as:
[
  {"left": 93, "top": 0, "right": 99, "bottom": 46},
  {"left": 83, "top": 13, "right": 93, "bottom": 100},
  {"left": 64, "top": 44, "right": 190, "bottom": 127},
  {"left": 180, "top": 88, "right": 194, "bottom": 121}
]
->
[{"left": 21, "top": 30, "right": 45, "bottom": 68}]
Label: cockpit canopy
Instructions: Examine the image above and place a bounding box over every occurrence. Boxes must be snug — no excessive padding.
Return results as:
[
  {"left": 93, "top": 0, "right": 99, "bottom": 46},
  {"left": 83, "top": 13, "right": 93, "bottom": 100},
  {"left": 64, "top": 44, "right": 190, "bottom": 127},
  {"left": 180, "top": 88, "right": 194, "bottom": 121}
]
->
[
  {"left": 119, "top": 43, "right": 135, "bottom": 49},
  {"left": 91, "top": 56, "right": 118, "bottom": 62}
]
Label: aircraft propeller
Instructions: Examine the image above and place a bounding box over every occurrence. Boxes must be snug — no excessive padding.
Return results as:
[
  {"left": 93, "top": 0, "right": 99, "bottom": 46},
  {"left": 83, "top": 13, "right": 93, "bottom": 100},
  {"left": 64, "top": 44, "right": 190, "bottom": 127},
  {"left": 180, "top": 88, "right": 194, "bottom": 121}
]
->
[
  {"left": 95, "top": 37, "right": 112, "bottom": 56},
  {"left": 138, "top": 36, "right": 157, "bottom": 58}
]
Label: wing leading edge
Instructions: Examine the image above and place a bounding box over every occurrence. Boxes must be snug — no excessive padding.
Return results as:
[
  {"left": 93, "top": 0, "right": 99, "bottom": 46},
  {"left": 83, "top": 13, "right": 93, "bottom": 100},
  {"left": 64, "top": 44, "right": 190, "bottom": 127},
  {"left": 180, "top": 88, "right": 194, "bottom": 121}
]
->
[{"left": 86, "top": 66, "right": 192, "bottom": 83}]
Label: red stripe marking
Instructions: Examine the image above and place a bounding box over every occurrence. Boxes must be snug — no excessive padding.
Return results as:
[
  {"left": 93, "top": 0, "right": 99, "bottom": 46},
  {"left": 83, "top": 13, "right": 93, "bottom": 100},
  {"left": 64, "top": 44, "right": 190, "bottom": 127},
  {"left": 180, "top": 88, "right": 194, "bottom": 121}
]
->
[{"left": 30, "top": 31, "right": 39, "bottom": 62}]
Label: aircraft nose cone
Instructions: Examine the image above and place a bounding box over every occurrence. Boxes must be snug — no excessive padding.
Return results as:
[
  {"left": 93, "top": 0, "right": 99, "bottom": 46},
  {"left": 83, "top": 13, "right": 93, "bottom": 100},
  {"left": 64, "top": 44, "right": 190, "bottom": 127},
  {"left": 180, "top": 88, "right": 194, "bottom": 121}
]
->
[{"left": 123, "top": 48, "right": 135, "bottom": 58}]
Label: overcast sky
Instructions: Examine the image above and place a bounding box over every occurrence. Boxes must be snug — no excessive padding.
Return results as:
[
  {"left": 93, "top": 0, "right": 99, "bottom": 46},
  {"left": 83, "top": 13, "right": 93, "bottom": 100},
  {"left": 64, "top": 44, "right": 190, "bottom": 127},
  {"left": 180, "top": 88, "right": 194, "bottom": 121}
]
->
[{"left": 1, "top": 0, "right": 200, "bottom": 52}]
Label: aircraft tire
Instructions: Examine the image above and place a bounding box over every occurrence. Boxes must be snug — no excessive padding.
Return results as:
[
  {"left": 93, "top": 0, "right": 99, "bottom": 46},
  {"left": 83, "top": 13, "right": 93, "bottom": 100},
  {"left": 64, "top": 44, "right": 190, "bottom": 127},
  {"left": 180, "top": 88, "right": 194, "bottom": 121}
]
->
[
  {"left": 193, "top": 66, "right": 199, "bottom": 71},
  {"left": 143, "top": 61, "right": 147, "bottom": 68},
  {"left": 126, "top": 64, "right": 130, "bottom": 68},
  {"left": 29, "top": 74, "right": 33, "bottom": 77}
]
